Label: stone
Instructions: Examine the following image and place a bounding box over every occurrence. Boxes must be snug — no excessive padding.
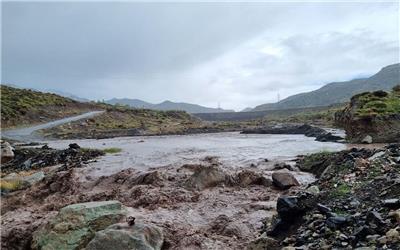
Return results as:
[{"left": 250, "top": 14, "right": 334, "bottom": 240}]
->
[
  {"left": 306, "top": 185, "right": 320, "bottom": 195},
  {"left": 86, "top": 222, "right": 163, "bottom": 250},
  {"left": 315, "top": 132, "right": 343, "bottom": 142},
  {"left": 383, "top": 199, "right": 400, "bottom": 209},
  {"left": 2, "top": 171, "right": 45, "bottom": 192},
  {"left": 273, "top": 162, "right": 293, "bottom": 171},
  {"left": 247, "top": 235, "right": 280, "bottom": 250},
  {"left": 235, "top": 170, "right": 272, "bottom": 187},
  {"left": 69, "top": 143, "right": 81, "bottom": 149},
  {"left": 366, "top": 211, "right": 385, "bottom": 225},
  {"left": 386, "top": 228, "right": 399, "bottom": 243},
  {"left": 185, "top": 166, "right": 229, "bottom": 190},
  {"left": 317, "top": 204, "right": 332, "bottom": 215},
  {"left": 388, "top": 209, "right": 400, "bottom": 222},
  {"left": 362, "top": 135, "right": 373, "bottom": 144},
  {"left": 276, "top": 196, "right": 304, "bottom": 220},
  {"left": 354, "top": 226, "right": 373, "bottom": 241},
  {"left": 1, "top": 141, "right": 14, "bottom": 163},
  {"left": 326, "top": 216, "right": 347, "bottom": 229},
  {"left": 130, "top": 171, "right": 164, "bottom": 186},
  {"left": 368, "top": 151, "right": 385, "bottom": 161},
  {"left": 350, "top": 199, "right": 361, "bottom": 208},
  {"left": 32, "top": 201, "right": 127, "bottom": 250},
  {"left": 378, "top": 236, "right": 388, "bottom": 244},
  {"left": 366, "top": 234, "right": 380, "bottom": 242},
  {"left": 272, "top": 172, "right": 299, "bottom": 190}
]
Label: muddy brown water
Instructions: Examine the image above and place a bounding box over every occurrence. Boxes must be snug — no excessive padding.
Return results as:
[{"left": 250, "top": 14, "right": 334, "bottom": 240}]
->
[
  {"left": 6, "top": 128, "right": 351, "bottom": 249},
  {"left": 43, "top": 132, "right": 347, "bottom": 179}
]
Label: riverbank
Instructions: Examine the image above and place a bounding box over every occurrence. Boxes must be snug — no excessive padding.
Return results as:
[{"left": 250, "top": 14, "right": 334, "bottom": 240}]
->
[
  {"left": 1, "top": 132, "right": 347, "bottom": 249},
  {"left": 2, "top": 136, "right": 396, "bottom": 249},
  {"left": 261, "top": 143, "right": 400, "bottom": 249}
]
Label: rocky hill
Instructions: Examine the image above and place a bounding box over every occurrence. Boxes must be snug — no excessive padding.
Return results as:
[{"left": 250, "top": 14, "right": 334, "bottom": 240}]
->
[
  {"left": 253, "top": 63, "right": 400, "bottom": 111},
  {"left": 334, "top": 86, "right": 400, "bottom": 143},
  {"left": 1, "top": 85, "right": 98, "bottom": 128},
  {"left": 106, "top": 98, "right": 234, "bottom": 113}
]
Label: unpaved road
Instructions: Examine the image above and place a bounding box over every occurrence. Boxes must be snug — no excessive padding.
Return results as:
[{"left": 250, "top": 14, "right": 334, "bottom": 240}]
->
[{"left": 1, "top": 111, "right": 104, "bottom": 141}]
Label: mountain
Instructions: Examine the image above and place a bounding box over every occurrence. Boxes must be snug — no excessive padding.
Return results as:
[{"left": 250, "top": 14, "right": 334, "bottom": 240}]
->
[
  {"left": 252, "top": 63, "right": 400, "bottom": 111},
  {"left": 105, "top": 98, "right": 234, "bottom": 113},
  {"left": 106, "top": 98, "right": 153, "bottom": 109},
  {"left": 47, "top": 90, "right": 91, "bottom": 103},
  {"left": 240, "top": 107, "right": 253, "bottom": 112}
]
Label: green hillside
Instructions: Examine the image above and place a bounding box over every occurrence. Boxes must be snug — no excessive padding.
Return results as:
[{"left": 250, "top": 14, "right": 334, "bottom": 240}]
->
[{"left": 1, "top": 85, "right": 97, "bottom": 128}]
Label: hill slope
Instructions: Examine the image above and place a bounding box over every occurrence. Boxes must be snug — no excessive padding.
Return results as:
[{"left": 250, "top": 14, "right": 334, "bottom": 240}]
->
[
  {"left": 105, "top": 98, "right": 234, "bottom": 113},
  {"left": 1, "top": 85, "right": 98, "bottom": 128},
  {"left": 253, "top": 63, "right": 400, "bottom": 111}
]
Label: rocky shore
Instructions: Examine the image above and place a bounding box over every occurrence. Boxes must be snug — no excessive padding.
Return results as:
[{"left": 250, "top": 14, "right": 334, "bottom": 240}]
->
[
  {"left": 1, "top": 140, "right": 317, "bottom": 249},
  {"left": 241, "top": 124, "right": 344, "bottom": 142},
  {"left": 260, "top": 144, "right": 400, "bottom": 249},
  {"left": 2, "top": 139, "right": 399, "bottom": 249},
  {"left": 335, "top": 87, "right": 400, "bottom": 143}
]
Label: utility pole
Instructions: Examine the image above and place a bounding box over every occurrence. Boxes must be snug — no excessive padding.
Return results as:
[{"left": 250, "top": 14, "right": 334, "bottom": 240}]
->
[{"left": 218, "top": 102, "right": 221, "bottom": 109}]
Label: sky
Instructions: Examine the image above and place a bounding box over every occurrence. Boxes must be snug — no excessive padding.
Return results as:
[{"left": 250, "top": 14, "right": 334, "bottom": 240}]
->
[{"left": 2, "top": 1, "right": 399, "bottom": 111}]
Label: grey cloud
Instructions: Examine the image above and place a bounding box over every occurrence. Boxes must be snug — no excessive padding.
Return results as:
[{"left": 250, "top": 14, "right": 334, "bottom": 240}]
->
[{"left": 1, "top": 2, "right": 399, "bottom": 110}]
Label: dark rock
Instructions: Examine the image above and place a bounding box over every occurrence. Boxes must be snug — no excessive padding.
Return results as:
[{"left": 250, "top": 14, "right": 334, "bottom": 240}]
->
[
  {"left": 68, "top": 143, "right": 81, "bottom": 149},
  {"left": 382, "top": 199, "right": 400, "bottom": 209},
  {"left": 315, "top": 132, "right": 343, "bottom": 142},
  {"left": 326, "top": 216, "right": 347, "bottom": 229},
  {"left": 354, "top": 226, "right": 374, "bottom": 241},
  {"left": 366, "top": 211, "right": 385, "bottom": 226},
  {"left": 242, "top": 124, "right": 342, "bottom": 142},
  {"left": 276, "top": 196, "right": 303, "bottom": 220},
  {"left": 273, "top": 163, "right": 293, "bottom": 171},
  {"left": 317, "top": 203, "right": 332, "bottom": 215},
  {"left": 272, "top": 172, "right": 299, "bottom": 189}
]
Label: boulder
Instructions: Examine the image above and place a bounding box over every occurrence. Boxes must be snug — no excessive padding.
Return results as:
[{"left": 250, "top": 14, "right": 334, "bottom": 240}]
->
[
  {"left": 130, "top": 171, "right": 164, "bottom": 186},
  {"left": 362, "top": 135, "right": 373, "bottom": 144},
  {"left": 235, "top": 170, "right": 272, "bottom": 187},
  {"left": 185, "top": 166, "right": 230, "bottom": 190},
  {"left": 1, "top": 171, "right": 45, "bottom": 192},
  {"left": 32, "top": 201, "right": 127, "bottom": 250},
  {"left": 247, "top": 234, "right": 280, "bottom": 250},
  {"left": 315, "top": 132, "right": 343, "bottom": 142},
  {"left": 86, "top": 222, "right": 164, "bottom": 250},
  {"left": 1, "top": 141, "right": 14, "bottom": 163},
  {"left": 272, "top": 172, "right": 299, "bottom": 189}
]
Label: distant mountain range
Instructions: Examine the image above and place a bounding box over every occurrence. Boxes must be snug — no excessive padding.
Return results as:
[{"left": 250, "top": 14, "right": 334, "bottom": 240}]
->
[
  {"left": 105, "top": 98, "right": 234, "bottom": 113},
  {"left": 252, "top": 63, "right": 400, "bottom": 111}
]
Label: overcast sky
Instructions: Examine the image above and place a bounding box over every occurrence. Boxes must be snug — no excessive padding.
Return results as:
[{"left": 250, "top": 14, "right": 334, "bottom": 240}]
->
[{"left": 2, "top": 1, "right": 399, "bottom": 110}]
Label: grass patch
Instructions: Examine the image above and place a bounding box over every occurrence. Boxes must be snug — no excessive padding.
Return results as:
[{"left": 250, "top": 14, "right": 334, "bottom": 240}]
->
[
  {"left": 331, "top": 182, "right": 352, "bottom": 198},
  {"left": 353, "top": 87, "right": 400, "bottom": 117},
  {"left": 102, "top": 147, "right": 122, "bottom": 154},
  {"left": 0, "top": 179, "right": 23, "bottom": 192}
]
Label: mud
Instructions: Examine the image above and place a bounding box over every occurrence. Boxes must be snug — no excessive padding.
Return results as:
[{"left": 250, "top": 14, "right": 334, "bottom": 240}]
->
[{"left": 1, "top": 156, "right": 314, "bottom": 249}]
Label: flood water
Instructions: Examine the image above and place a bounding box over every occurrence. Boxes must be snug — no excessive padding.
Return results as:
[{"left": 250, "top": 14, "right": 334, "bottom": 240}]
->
[{"left": 45, "top": 132, "right": 347, "bottom": 177}]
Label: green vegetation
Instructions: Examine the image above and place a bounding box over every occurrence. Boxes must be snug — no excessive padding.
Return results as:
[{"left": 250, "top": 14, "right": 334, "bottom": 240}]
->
[
  {"left": 332, "top": 182, "right": 352, "bottom": 197},
  {"left": 39, "top": 106, "right": 205, "bottom": 139},
  {"left": 353, "top": 86, "right": 400, "bottom": 117},
  {"left": 1, "top": 85, "right": 97, "bottom": 128},
  {"left": 1, "top": 85, "right": 74, "bottom": 120},
  {"left": 260, "top": 106, "right": 344, "bottom": 127},
  {"left": 102, "top": 147, "right": 122, "bottom": 154},
  {"left": 298, "top": 151, "right": 335, "bottom": 172},
  {"left": 0, "top": 179, "right": 22, "bottom": 192}
]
